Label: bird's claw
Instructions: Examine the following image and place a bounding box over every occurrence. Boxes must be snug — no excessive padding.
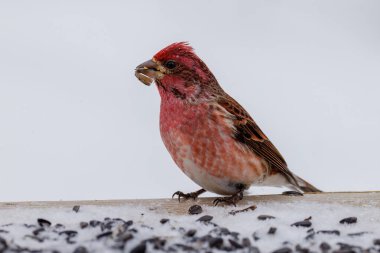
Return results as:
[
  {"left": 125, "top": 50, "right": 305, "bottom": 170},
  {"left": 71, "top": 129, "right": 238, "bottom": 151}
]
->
[
  {"left": 213, "top": 197, "right": 237, "bottom": 207},
  {"left": 171, "top": 189, "right": 206, "bottom": 202},
  {"left": 213, "top": 192, "right": 244, "bottom": 207},
  {"left": 172, "top": 191, "right": 188, "bottom": 202}
]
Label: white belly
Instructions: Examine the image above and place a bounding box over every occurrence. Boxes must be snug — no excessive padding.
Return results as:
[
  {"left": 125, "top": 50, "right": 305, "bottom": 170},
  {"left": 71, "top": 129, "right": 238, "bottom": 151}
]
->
[{"left": 181, "top": 156, "right": 243, "bottom": 195}]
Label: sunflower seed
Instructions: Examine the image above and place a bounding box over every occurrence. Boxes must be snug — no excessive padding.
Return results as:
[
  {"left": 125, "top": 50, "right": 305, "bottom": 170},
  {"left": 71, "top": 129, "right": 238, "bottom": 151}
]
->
[
  {"left": 291, "top": 220, "right": 312, "bottom": 227},
  {"left": 209, "top": 237, "right": 223, "bottom": 248},
  {"left": 37, "top": 218, "right": 51, "bottom": 227},
  {"left": 272, "top": 247, "right": 292, "bottom": 253},
  {"left": 72, "top": 205, "right": 80, "bottom": 213},
  {"left": 73, "top": 246, "right": 88, "bottom": 253},
  {"left": 188, "top": 205, "right": 203, "bottom": 215},
  {"left": 320, "top": 242, "right": 331, "bottom": 252},
  {"left": 268, "top": 227, "right": 277, "bottom": 235},
  {"left": 339, "top": 217, "right": 357, "bottom": 224},
  {"left": 196, "top": 215, "right": 213, "bottom": 223},
  {"left": 257, "top": 215, "right": 275, "bottom": 220},
  {"left": 317, "top": 230, "right": 340, "bottom": 235}
]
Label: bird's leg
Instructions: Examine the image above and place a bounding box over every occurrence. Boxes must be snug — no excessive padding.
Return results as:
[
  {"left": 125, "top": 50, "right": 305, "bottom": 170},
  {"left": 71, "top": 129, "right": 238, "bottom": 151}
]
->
[
  {"left": 172, "top": 189, "right": 206, "bottom": 202},
  {"left": 213, "top": 191, "right": 244, "bottom": 207}
]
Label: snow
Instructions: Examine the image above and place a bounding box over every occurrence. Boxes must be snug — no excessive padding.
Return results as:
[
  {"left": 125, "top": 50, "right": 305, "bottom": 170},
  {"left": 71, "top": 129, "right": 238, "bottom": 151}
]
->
[{"left": 0, "top": 200, "right": 379, "bottom": 252}]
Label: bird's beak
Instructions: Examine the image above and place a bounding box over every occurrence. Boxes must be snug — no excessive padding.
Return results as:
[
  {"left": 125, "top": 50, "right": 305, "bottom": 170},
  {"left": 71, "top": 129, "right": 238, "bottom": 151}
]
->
[{"left": 135, "top": 59, "right": 160, "bottom": 86}]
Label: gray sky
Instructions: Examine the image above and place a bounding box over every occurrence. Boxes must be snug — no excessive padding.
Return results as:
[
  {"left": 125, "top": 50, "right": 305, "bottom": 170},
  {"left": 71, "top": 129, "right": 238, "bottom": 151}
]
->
[{"left": 0, "top": 0, "right": 379, "bottom": 201}]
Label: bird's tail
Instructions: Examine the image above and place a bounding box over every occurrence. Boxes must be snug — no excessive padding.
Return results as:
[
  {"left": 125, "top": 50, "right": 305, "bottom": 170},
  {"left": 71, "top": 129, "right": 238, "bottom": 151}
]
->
[{"left": 294, "top": 175, "right": 322, "bottom": 193}]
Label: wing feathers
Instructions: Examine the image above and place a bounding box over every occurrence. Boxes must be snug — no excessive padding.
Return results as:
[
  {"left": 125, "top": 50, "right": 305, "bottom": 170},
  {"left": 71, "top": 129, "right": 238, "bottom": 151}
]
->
[{"left": 216, "top": 95, "right": 299, "bottom": 186}]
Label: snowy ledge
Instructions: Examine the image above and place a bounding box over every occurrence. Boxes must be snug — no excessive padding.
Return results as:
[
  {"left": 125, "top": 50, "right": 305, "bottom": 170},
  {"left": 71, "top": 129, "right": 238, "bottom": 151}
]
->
[{"left": 0, "top": 192, "right": 379, "bottom": 252}]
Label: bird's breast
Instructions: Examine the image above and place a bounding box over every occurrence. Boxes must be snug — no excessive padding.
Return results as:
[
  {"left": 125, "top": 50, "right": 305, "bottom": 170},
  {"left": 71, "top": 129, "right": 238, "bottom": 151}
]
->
[{"left": 159, "top": 101, "right": 267, "bottom": 193}]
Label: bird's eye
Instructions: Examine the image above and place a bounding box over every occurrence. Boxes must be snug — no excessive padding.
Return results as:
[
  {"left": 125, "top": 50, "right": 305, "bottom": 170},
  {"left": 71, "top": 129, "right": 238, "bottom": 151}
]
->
[{"left": 165, "top": 60, "right": 176, "bottom": 69}]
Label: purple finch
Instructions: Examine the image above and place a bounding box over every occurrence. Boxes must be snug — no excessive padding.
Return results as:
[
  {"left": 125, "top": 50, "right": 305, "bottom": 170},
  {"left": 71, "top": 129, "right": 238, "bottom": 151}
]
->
[{"left": 135, "top": 42, "right": 321, "bottom": 205}]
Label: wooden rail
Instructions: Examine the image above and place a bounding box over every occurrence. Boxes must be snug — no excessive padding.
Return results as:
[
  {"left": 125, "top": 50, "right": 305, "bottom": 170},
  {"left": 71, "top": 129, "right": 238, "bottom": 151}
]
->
[{"left": 1, "top": 192, "right": 379, "bottom": 215}]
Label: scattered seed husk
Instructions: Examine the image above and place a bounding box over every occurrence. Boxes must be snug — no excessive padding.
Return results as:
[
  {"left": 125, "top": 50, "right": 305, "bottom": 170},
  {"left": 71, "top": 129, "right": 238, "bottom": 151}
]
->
[
  {"left": 24, "top": 235, "right": 44, "bottom": 243},
  {"left": 305, "top": 233, "right": 315, "bottom": 240},
  {"left": 320, "top": 242, "right": 331, "bottom": 252},
  {"left": 32, "top": 228, "right": 44, "bottom": 236},
  {"left": 196, "top": 215, "right": 213, "bottom": 223},
  {"left": 252, "top": 232, "right": 260, "bottom": 241},
  {"left": 129, "top": 228, "right": 138, "bottom": 233},
  {"left": 339, "top": 217, "right": 357, "bottom": 224},
  {"left": 55, "top": 223, "right": 65, "bottom": 229},
  {"left": 37, "top": 218, "right": 51, "bottom": 228},
  {"left": 24, "top": 224, "right": 36, "bottom": 228},
  {"left": 209, "top": 237, "right": 223, "bottom": 248},
  {"left": 198, "top": 234, "right": 212, "bottom": 243},
  {"left": 291, "top": 220, "right": 312, "bottom": 227},
  {"left": 188, "top": 205, "right": 203, "bottom": 215},
  {"left": 230, "top": 231, "right": 240, "bottom": 240},
  {"left": 73, "top": 246, "right": 88, "bottom": 253},
  {"left": 332, "top": 250, "right": 354, "bottom": 253},
  {"left": 317, "top": 230, "right": 340, "bottom": 235},
  {"left": 130, "top": 242, "right": 146, "bottom": 253},
  {"left": 347, "top": 232, "right": 369, "bottom": 237},
  {"left": 89, "top": 220, "right": 101, "bottom": 227},
  {"left": 258, "top": 215, "right": 275, "bottom": 220},
  {"left": 229, "top": 205, "right": 257, "bottom": 215},
  {"left": 229, "top": 239, "right": 243, "bottom": 249},
  {"left": 72, "top": 205, "right": 80, "bottom": 213},
  {"left": 0, "top": 224, "right": 12, "bottom": 227},
  {"left": 79, "top": 222, "right": 88, "bottom": 229},
  {"left": 59, "top": 230, "right": 78, "bottom": 237},
  {"left": 96, "top": 231, "right": 113, "bottom": 240},
  {"left": 101, "top": 221, "right": 114, "bottom": 231},
  {"left": 268, "top": 227, "right": 277, "bottom": 235},
  {"left": 0, "top": 236, "right": 7, "bottom": 251},
  {"left": 219, "top": 227, "right": 231, "bottom": 235},
  {"left": 116, "top": 233, "right": 133, "bottom": 243},
  {"left": 242, "top": 237, "right": 251, "bottom": 247},
  {"left": 145, "top": 237, "right": 166, "bottom": 250},
  {"left": 173, "top": 243, "right": 195, "bottom": 251},
  {"left": 185, "top": 229, "right": 197, "bottom": 237},
  {"left": 272, "top": 247, "right": 292, "bottom": 253},
  {"left": 177, "top": 227, "right": 186, "bottom": 233},
  {"left": 295, "top": 244, "right": 309, "bottom": 253},
  {"left": 141, "top": 224, "right": 153, "bottom": 230},
  {"left": 337, "top": 242, "right": 363, "bottom": 251}
]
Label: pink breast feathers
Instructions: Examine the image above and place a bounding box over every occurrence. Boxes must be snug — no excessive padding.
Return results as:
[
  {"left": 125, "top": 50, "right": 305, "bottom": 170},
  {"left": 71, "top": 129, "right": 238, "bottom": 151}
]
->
[{"left": 159, "top": 101, "right": 267, "bottom": 194}]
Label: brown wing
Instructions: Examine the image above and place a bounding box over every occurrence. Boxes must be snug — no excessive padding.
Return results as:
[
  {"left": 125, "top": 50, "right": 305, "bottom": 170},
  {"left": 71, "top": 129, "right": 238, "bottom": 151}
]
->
[{"left": 217, "top": 95, "right": 299, "bottom": 186}]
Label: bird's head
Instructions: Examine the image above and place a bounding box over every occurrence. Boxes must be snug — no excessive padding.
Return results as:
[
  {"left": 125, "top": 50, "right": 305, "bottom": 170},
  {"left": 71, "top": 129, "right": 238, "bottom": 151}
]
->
[{"left": 135, "top": 42, "right": 220, "bottom": 101}]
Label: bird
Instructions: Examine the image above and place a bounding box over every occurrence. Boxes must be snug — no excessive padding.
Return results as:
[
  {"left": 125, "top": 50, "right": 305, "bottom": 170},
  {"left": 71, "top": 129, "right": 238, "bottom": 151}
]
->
[{"left": 135, "top": 42, "right": 321, "bottom": 205}]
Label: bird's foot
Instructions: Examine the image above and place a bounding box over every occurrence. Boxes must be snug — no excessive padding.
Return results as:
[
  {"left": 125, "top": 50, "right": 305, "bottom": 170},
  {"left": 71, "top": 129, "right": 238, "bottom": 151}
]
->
[
  {"left": 213, "top": 191, "right": 244, "bottom": 207},
  {"left": 172, "top": 189, "right": 206, "bottom": 202}
]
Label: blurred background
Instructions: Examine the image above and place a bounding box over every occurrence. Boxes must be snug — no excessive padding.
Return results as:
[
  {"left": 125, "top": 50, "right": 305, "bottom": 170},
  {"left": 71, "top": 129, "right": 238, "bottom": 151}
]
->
[{"left": 0, "top": 0, "right": 379, "bottom": 201}]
